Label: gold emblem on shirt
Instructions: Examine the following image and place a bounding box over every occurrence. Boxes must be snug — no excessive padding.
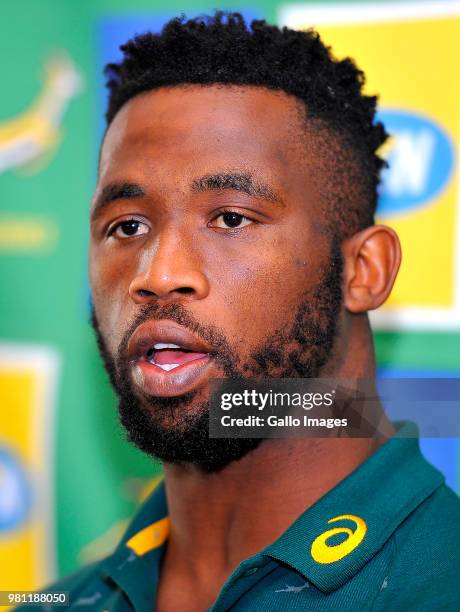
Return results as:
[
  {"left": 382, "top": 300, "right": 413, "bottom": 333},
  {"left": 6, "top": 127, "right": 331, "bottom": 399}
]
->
[{"left": 311, "top": 514, "right": 367, "bottom": 564}]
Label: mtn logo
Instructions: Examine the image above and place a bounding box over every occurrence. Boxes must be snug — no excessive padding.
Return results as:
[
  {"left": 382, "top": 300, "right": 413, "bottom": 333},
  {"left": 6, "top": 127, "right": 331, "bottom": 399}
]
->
[{"left": 377, "top": 109, "right": 455, "bottom": 217}]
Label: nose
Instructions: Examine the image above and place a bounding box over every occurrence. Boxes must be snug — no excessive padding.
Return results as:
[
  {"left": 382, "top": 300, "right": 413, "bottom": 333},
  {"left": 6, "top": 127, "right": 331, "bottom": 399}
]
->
[{"left": 128, "top": 231, "right": 210, "bottom": 304}]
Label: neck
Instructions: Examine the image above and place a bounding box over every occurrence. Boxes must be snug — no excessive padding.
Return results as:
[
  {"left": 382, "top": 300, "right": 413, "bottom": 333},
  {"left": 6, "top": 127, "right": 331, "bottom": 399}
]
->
[{"left": 161, "top": 314, "right": 393, "bottom": 587}]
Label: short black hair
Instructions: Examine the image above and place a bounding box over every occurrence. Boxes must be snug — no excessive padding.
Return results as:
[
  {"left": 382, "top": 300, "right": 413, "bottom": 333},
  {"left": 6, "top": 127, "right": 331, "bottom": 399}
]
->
[{"left": 104, "top": 12, "right": 387, "bottom": 238}]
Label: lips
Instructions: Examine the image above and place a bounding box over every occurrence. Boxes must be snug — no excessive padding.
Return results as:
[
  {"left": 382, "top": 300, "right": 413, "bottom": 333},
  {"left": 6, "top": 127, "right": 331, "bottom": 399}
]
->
[{"left": 127, "top": 320, "right": 215, "bottom": 397}]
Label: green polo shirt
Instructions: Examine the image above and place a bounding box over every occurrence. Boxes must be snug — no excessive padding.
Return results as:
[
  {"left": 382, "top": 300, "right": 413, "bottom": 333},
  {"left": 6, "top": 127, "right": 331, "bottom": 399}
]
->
[{"left": 19, "top": 423, "right": 460, "bottom": 611}]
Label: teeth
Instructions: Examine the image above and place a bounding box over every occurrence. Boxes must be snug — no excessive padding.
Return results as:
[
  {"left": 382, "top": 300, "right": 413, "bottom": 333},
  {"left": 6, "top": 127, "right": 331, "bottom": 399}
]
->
[
  {"left": 156, "top": 363, "right": 180, "bottom": 372},
  {"left": 153, "top": 343, "right": 182, "bottom": 350}
]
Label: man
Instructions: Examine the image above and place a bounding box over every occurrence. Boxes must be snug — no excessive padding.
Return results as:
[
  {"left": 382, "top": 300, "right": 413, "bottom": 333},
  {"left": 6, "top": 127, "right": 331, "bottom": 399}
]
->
[{"left": 21, "top": 12, "right": 460, "bottom": 611}]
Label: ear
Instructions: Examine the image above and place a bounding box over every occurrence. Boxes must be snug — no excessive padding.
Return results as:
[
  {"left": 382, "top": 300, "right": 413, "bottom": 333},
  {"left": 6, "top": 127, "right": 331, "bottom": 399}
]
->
[{"left": 341, "top": 225, "right": 401, "bottom": 313}]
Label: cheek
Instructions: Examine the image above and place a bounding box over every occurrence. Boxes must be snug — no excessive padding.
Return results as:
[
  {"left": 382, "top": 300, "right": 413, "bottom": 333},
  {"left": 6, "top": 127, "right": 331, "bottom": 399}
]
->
[
  {"left": 204, "top": 234, "right": 321, "bottom": 351},
  {"left": 89, "top": 247, "right": 132, "bottom": 354}
]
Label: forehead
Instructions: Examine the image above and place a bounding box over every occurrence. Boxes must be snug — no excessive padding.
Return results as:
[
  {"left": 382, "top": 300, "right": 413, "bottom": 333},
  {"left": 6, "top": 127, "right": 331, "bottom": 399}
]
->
[{"left": 99, "top": 85, "right": 312, "bottom": 184}]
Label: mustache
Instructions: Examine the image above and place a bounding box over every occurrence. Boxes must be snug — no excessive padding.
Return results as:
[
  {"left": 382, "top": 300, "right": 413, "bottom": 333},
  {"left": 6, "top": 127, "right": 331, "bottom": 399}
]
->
[{"left": 118, "top": 303, "right": 222, "bottom": 354}]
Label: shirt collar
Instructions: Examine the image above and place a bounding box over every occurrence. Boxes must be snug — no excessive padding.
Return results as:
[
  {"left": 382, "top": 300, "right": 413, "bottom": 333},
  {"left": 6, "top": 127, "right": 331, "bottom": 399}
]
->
[
  {"left": 262, "top": 422, "right": 444, "bottom": 593},
  {"left": 100, "top": 479, "right": 169, "bottom": 611}
]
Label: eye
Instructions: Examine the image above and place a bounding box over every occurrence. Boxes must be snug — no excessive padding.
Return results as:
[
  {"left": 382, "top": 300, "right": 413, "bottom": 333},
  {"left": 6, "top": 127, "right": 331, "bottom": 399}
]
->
[
  {"left": 211, "top": 212, "right": 253, "bottom": 229},
  {"left": 109, "top": 219, "right": 149, "bottom": 239}
]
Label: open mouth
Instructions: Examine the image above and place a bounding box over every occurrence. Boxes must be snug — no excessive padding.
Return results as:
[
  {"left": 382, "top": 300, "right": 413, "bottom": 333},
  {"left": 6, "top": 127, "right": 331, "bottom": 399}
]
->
[
  {"left": 146, "top": 343, "right": 209, "bottom": 372},
  {"left": 127, "top": 320, "right": 216, "bottom": 397}
]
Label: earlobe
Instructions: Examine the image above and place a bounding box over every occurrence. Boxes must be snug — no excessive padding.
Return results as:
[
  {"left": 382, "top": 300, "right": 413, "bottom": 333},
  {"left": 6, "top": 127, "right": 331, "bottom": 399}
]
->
[{"left": 342, "top": 225, "right": 402, "bottom": 314}]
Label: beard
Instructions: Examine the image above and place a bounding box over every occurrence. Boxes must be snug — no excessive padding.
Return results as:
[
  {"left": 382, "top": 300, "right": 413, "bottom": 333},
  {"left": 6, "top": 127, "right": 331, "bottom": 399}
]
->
[{"left": 91, "top": 240, "right": 343, "bottom": 473}]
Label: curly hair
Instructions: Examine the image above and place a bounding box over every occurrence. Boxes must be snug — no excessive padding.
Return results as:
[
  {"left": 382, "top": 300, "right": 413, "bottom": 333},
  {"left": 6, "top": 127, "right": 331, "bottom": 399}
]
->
[{"left": 104, "top": 12, "right": 387, "bottom": 237}]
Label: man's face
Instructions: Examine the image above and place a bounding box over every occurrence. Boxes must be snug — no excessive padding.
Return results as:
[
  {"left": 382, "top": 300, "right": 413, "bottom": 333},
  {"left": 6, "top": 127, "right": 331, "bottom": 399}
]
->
[{"left": 89, "top": 85, "right": 344, "bottom": 471}]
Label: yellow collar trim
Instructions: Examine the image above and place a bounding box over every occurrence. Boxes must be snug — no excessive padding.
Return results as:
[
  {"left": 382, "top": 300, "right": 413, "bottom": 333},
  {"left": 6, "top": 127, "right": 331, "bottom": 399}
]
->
[{"left": 126, "top": 516, "right": 170, "bottom": 556}]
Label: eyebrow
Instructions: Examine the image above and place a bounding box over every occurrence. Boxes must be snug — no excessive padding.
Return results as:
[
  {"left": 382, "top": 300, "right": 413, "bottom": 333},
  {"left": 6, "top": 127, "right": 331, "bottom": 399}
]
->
[
  {"left": 91, "top": 171, "right": 284, "bottom": 221},
  {"left": 91, "top": 182, "right": 145, "bottom": 221},
  {"left": 191, "top": 172, "right": 284, "bottom": 206}
]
